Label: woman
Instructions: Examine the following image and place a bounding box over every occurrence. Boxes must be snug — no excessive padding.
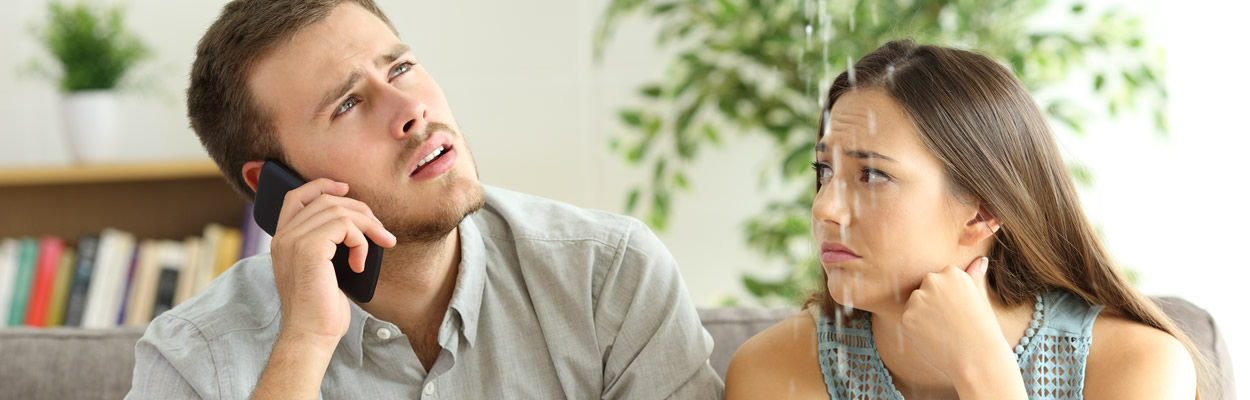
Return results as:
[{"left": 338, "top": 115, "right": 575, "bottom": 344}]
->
[{"left": 725, "top": 40, "right": 1205, "bottom": 399}]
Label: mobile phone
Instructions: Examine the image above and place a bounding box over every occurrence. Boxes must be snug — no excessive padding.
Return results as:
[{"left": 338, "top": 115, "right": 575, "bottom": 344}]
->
[{"left": 253, "top": 160, "right": 383, "bottom": 302}]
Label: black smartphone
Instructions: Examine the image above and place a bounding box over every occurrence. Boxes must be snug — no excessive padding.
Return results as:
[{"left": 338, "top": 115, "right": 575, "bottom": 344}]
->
[{"left": 253, "top": 160, "right": 383, "bottom": 302}]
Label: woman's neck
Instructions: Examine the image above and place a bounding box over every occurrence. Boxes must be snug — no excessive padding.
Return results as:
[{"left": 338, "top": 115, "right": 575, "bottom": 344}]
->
[{"left": 868, "top": 291, "right": 1034, "bottom": 397}]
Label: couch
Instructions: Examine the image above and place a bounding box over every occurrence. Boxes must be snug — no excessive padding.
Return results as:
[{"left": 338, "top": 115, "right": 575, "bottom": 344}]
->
[{"left": 0, "top": 297, "right": 1234, "bottom": 399}]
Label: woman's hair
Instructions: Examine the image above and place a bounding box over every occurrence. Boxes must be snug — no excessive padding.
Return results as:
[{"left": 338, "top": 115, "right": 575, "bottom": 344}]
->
[{"left": 809, "top": 39, "right": 1210, "bottom": 396}]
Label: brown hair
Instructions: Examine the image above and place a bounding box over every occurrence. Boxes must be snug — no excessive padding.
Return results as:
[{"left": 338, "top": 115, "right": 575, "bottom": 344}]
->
[
  {"left": 187, "top": 0, "right": 396, "bottom": 199},
  {"left": 811, "top": 39, "right": 1211, "bottom": 396}
]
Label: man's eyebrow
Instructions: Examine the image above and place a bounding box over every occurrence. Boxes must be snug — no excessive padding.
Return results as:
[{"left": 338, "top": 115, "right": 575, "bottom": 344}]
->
[
  {"left": 316, "top": 71, "right": 362, "bottom": 116},
  {"left": 377, "top": 43, "right": 410, "bottom": 67},
  {"left": 314, "top": 44, "right": 413, "bottom": 118},
  {"left": 814, "top": 142, "right": 897, "bottom": 162}
]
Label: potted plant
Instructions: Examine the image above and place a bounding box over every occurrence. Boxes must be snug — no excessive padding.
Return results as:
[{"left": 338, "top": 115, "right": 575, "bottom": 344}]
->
[{"left": 31, "top": 1, "right": 149, "bottom": 163}]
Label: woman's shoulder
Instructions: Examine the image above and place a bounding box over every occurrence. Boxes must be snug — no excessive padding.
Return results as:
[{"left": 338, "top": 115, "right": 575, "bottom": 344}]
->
[
  {"left": 1083, "top": 313, "right": 1197, "bottom": 399},
  {"left": 725, "top": 309, "right": 829, "bottom": 399}
]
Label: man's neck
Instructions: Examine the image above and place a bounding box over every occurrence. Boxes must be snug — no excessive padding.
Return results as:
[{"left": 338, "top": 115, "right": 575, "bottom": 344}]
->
[{"left": 356, "top": 227, "right": 462, "bottom": 334}]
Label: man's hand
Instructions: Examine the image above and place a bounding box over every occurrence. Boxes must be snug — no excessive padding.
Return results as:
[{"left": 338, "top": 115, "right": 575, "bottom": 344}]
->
[
  {"left": 253, "top": 179, "right": 396, "bottom": 400},
  {"left": 270, "top": 178, "right": 396, "bottom": 343}
]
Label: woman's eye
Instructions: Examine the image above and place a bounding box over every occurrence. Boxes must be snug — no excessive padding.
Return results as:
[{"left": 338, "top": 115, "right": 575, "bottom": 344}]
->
[
  {"left": 861, "top": 168, "right": 890, "bottom": 184},
  {"left": 334, "top": 97, "right": 358, "bottom": 118},
  {"left": 389, "top": 62, "right": 413, "bottom": 79},
  {"left": 811, "top": 162, "right": 833, "bottom": 183}
]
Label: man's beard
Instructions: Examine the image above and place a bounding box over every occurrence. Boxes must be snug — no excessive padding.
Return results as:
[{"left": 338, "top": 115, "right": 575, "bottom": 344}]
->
[{"left": 368, "top": 178, "right": 485, "bottom": 243}]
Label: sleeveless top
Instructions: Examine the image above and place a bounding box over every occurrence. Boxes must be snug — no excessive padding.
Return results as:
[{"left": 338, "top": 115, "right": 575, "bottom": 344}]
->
[{"left": 812, "top": 291, "right": 1104, "bottom": 399}]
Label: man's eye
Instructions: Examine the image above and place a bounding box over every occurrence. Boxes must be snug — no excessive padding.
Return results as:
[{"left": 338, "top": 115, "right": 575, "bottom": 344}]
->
[
  {"left": 861, "top": 168, "right": 891, "bottom": 184},
  {"left": 335, "top": 97, "right": 359, "bottom": 117},
  {"left": 389, "top": 62, "right": 413, "bottom": 79}
]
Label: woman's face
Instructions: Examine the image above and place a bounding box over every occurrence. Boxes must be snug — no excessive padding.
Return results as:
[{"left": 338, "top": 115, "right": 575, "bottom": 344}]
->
[{"left": 813, "top": 88, "right": 982, "bottom": 313}]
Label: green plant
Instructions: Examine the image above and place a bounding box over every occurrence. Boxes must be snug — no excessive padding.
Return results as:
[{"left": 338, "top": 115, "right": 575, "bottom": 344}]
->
[
  {"left": 31, "top": 1, "right": 150, "bottom": 92},
  {"left": 595, "top": 0, "right": 1164, "bottom": 305}
]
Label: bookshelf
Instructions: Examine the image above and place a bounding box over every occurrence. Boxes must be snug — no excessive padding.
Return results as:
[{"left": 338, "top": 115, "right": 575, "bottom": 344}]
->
[{"left": 0, "top": 160, "right": 246, "bottom": 239}]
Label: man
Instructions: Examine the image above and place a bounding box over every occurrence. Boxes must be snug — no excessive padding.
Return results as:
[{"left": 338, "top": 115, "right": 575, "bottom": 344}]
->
[{"left": 125, "top": 0, "right": 721, "bottom": 398}]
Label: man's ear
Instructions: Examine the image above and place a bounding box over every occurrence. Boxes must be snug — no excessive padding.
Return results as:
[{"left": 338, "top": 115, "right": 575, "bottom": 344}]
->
[
  {"left": 959, "top": 203, "right": 1001, "bottom": 246},
  {"left": 241, "top": 160, "right": 266, "bottom": 194}
]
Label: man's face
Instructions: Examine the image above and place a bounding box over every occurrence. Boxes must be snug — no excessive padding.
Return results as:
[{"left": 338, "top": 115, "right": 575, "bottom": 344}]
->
[{"left": 249, "top": 2, "right": 483, "bottom": 242}]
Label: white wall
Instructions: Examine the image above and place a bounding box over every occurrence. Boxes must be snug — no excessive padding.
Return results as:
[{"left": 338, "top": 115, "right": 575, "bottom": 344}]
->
[{"left": 2, "top": 0, "right": 1246, "bottom": 389}]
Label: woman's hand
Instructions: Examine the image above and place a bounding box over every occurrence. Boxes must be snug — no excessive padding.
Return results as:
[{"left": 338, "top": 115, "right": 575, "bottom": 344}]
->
[{"left": 901, "top": 257, "right": 1027, "bottom": 399}]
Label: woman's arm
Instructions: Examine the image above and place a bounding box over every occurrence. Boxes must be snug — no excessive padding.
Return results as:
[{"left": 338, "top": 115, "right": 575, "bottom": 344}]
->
[
  {"left": 1083, "top": 315, "right": 1198, "bottom": 399},
  {"left": 725, "top": 311, "right": 829, "bottom": 400}
]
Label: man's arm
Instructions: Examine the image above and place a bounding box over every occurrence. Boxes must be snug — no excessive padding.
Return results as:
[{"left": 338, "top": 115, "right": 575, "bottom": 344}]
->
[{"left": 596, "top": 219, "right": 723, "bottom": 400}]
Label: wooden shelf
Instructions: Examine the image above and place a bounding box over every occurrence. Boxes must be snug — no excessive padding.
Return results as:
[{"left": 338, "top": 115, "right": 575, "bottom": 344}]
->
[
  {"left": 0, "top": 160, "right": 222, "bottom": 187},
  {"left": 0, "top": 159, "right": 245, "bottom": 240}
]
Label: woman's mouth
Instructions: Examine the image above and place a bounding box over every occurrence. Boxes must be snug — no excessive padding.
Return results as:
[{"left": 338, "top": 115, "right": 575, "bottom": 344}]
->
[{"left": 820, "top": 241, "right": 862, "bottom": 264}]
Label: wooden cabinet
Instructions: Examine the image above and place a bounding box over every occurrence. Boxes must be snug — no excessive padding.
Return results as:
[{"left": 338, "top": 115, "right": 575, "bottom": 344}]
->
[{"left": 0, "top": 160, "right": 246, "bottom": 240}]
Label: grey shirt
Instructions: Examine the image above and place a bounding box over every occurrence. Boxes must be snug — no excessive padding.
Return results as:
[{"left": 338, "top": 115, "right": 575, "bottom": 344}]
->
[{"left": 126, "top": 186, "right": 722, "bottom": 399}]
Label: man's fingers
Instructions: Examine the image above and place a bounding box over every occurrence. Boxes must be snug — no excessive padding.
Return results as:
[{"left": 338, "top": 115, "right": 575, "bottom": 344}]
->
[{"left": 277, "top": 178, "right": 350, "bottom": 229}]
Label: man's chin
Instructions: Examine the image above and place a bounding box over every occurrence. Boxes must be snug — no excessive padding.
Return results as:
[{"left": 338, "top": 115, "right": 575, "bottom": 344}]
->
[{"left": 389, "top": 182, "right": 484, "bottom": 243}]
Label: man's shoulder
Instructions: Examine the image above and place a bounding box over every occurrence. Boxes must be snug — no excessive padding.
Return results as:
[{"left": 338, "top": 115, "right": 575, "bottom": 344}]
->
[
  {"left": 150, "top": 255, "right": 281, "bottom": 341},
  {"left": 475, "top": 185, "right": 650, "bottom": 246}
]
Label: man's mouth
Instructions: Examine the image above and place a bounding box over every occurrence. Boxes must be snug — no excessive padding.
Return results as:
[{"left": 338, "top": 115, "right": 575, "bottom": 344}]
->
[{"left": 411, "top": 145, "right": 451, "bottom": 177}]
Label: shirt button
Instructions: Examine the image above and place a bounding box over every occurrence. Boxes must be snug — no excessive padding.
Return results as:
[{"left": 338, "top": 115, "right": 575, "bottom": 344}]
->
[
  {"left": 423, "top": 382, "right": 435, "bottom": 395},
  {"left": 375, "top": 328, "right": 392, "bottom": 340}
]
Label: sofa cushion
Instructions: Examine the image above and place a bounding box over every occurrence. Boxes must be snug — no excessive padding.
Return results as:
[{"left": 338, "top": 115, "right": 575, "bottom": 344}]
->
[{"left": 0, "top": 297, "right": 1233, "bottom": 399}]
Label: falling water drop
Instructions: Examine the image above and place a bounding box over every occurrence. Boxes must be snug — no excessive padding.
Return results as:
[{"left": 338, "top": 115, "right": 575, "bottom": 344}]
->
[{"left": 847, "top": 55, "right": 857, "bottom": 86}]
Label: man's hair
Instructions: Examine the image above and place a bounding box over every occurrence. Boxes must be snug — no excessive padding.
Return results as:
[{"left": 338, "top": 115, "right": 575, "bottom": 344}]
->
[{"left": 188, "top": 0, "right": 396, "bottom": 199}]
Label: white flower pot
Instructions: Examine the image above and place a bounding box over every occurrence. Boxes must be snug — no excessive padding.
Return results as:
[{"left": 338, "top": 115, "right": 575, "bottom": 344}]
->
[{"left": 62, "top": 90, "right": 120, "bottom": 163}]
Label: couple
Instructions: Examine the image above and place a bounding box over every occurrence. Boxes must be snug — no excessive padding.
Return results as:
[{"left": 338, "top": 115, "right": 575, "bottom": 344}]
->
[{"left": 127, "top": 0, "right": 1202, "bottom": 399}]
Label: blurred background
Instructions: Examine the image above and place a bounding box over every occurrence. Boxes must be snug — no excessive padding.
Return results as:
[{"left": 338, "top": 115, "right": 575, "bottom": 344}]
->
[{"left": 1, "top": 0, "right": 1246, "bottom": 391}]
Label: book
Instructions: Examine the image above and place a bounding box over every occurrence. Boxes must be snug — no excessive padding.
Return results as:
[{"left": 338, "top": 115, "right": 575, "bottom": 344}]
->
[
  {"left": 8, "top": 238, "right": 38, "bottom": 326},
  {"left": 44, "top": 248, "right": 77, "bottom": 326},
  {"left": 0, "top": 238, "right": 18, "bottom": 324},
  {"left": 25, "top": 237, "right": 66, "bottom": 326},
  {"left": 192, "top": 224, "right": 224, "bottom": 295},
  {"left": 173, "top": 237, "right": 200, "bottom": 305},
  {"left": 62, "top": 235, "right": 99, "bottom": 327},
  {"left": 213, "top": 227, "right": 242, "bottom": 278},
  {"left": 83, "top": 229, "right": 134, "bottom": 328},
  {"left": 115, "top": 239, "right": 141, "bottom": 326},
  {"left": 124, "top": 240, "right": 161, "bottom": 326},
  {"left": 150, "top": 241, "right": 185, "bottom": 319}
]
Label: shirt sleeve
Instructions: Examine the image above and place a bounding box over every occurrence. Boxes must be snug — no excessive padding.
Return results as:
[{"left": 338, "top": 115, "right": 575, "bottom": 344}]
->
[
  {"left": 596, "top": 218, "right": 724, "bottom": 400},
  {"left": 125, "top": 314, "right": 219, "bottom": 399}
]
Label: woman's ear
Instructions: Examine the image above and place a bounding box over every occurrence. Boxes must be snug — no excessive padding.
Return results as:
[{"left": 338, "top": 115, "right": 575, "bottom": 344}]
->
[
  {"left": 959, "top": 203, "right": 1001, "bottom": 246},
  {"left": 241, "top": 160, "right": 266, "bottom": 194}
]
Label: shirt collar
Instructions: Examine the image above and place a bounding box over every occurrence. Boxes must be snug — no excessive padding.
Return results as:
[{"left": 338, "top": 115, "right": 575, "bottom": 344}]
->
[
  {"left": 338, "top": 215, "right": 488, "bottom": 365},
  {"left": 447, "top": 214, "right": 486, "bottom": 347}
]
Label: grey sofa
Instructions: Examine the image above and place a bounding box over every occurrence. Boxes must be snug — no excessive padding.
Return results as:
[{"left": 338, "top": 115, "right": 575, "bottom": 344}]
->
[{"left": 0, "top": 298, "right": 1235, "bottom": 399}]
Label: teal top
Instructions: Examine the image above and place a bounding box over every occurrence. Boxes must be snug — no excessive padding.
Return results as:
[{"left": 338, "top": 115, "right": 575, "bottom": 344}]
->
[{"left": 813, "top": 290, "right": 1104, "bottom": 399}]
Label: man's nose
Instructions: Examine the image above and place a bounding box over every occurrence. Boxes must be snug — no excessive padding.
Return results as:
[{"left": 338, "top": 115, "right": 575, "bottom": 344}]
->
[{"left": 393, "top": 95, "right": 429, "bottom": 141}]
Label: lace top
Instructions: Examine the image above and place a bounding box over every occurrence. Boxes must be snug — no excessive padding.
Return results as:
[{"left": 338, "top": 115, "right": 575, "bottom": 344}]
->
[{"left": 812, "top": 290, "right": 1104, "bottom": 399}]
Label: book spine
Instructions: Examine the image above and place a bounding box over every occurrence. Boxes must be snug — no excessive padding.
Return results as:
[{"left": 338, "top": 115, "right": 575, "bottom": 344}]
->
[
  {"left": 62, "top": 235, "right": 99, "bottom": 327},
  {"left": 24, "top": 237, "right": 65, "bottom": 326},
  {"left": 115, "top": 239, "right": 140, "bottom": 326},
  {"left": 0, "top": 239, "right": 18, "bottom": 324},
  {"left": 44, "top": 248, "right": 77, "bottom": 326},
  {"left": 7, "top": 238, "right": 38, "bottom": 326}
]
